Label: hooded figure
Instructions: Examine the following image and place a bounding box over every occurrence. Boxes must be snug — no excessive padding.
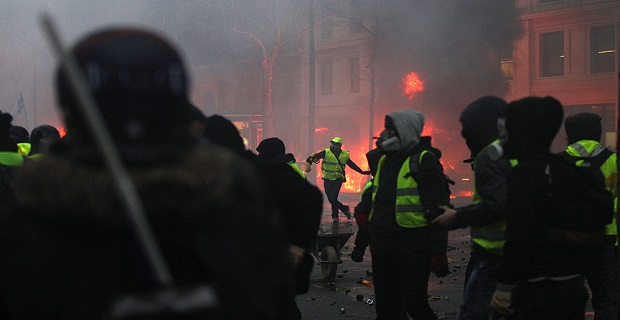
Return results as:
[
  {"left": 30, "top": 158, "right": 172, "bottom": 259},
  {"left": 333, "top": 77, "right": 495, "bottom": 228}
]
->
[
  {"left": 433, "top": 96, "right": 511, "bottom": 320},
  {"left": 491, "top": 96, "right": 591, "bottom": 320},
  {"left": 377, "top": 109, "right": 424, "bottom": 153},
  {"left": 29, "top": 124, "right": 61, "bottom": 158},
  {"left": 460, "top": 96, "right": 508, "bottom": 161},
  {"left": 562, "top": 112, "right": 618, "bottom": 320},
  {"left": 369, "top": 109, "right": 450, "bottom": 319},
  {"left": 502, "top": 96, "right": 564, "bottom": 160},
  {"left": 565, "top": 112, "right": 602, "bottom": 145},
  {"left": 0, "top": 112, "right": 21, "bottom": 210}
]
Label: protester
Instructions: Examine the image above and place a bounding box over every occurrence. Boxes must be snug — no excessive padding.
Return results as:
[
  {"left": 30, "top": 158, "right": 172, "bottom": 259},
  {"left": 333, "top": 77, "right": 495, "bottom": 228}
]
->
[
  {"left": 28, "top": 124, "right": 61, "bottom": 159},
  {"left": 0, "top": 112, "right": 22, "bottom": 212},
  {"left": 9, "top": 125, "right": 30, "bottom": 157},
  {"left": 433, "top": 96, "right": 512, "bottom": 320},
  {"left": 305, "top": 137, "right": 370, "bottom": 223},
  {"left": 0, "top": 26, "right": 295, "bottom": 319},
  {"left": 256, "top": 137, "right": 323, "bottom": 319},
  {"left": 562, "top": 112, "right": 618, "bottom": 320},
  {"left": 351, "top": 147, "right": 383, "bottom": 262},
  {"left": 490, "top": 97, "right": 590, "bottom": 319},
  {"left": 369, "top": 109, "right": 450, "bottom": 319}
]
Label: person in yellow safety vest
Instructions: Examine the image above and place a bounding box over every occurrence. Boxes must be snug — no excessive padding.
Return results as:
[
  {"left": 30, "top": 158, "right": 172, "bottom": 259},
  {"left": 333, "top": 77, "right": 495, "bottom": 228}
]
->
[
  {"left": 562, "top": 112, "right": 618, "bottom": 320},
  {"left": 351, "top": 147, "right": 383, "bottom": 262},
  {"left": 432, "top": 96, "right": 512, "bottom": 320},
  {"left": 0, "top": 112, "right": 23, "bottom": 210},
  {"left": 9, "top": 125, "right": 31, "bottom": 157},
  {"left": 305, "top": 137, "right": 370, "bottom": 223},
  {"left": 369, "top": 110, "right": 450, "bottom": 319},
  {"left": 28, "top": 125, "right": 61, "bottom": 160}
]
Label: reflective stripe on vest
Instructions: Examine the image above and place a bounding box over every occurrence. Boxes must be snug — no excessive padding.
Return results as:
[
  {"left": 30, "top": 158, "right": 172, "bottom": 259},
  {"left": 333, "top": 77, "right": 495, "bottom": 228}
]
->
[
  {"left": 17, "top": 142, "right": 31, "bottom": 157},
  {"left": 369, "top": 151, "right": 427, "bottom": 228},
  {"left": 0, "top": 152, "right": 24, "bottom": 167},
  {"left": 469, "top": 141, "right": 516, "bottom": 256},
  {"left": 567, "top": 140, "right": 617, "bottom": 236},
  {"left": 360, "top": 181, "right": 372, "bottom": 201},
  {"left": 321, "top": 149, "right": 349, "bottom": 180}
]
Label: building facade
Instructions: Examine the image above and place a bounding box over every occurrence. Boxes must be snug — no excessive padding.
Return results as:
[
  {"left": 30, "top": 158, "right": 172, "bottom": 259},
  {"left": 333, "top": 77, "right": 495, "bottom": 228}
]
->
[{"left": 510, "top": 0, "right": 619, "bottom": 150}]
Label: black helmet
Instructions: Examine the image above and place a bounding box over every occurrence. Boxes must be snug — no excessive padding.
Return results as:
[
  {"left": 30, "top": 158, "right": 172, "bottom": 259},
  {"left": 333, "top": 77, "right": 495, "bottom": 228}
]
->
[
  {"left": 30, "top": 124, "right": 61, "bottom": 155},
  {"left": 55, "top": 27, "right": 191, "bottom": 157},
  {"left": 9, "top": 125, "right": 29, "bottom": 144}
]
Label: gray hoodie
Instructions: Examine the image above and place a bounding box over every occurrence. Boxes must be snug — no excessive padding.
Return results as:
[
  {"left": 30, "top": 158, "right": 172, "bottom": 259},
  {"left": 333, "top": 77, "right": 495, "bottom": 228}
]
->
[{"left": 386, "top": 109, "right": 424, "bottom": 152}]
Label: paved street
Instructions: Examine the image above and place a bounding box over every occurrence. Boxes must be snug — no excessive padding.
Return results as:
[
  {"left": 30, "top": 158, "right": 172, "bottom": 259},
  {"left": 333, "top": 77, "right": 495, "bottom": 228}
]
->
[
  {"left": 296, "top": 193, "right": 470, "bottom": 320},
  {"left": 296, "top": 193, "right": 596, "bottom": 319}
]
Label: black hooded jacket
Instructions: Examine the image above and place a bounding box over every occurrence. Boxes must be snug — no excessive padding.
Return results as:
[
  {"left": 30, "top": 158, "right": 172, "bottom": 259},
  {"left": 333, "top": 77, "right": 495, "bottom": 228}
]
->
[
  {"left": 498, "top": 96, "right": 584, "bottom": 285},
  {"left": 453, "top": 97, "right": 511, "bottom": 256}
]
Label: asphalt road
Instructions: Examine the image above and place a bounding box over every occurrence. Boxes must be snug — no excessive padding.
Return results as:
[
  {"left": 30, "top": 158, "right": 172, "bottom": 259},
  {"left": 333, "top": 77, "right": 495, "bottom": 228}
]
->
[
  {"left": 296, "top": 193, "right": 470, "bottom": 320},
  {"left": 296, "top": 193, "right": 596, "bottom": 320}
]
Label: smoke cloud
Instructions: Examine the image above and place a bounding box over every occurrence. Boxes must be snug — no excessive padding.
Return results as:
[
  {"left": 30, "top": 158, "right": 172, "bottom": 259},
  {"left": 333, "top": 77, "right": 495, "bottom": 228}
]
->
[{"left": 0, "top": 1, "right": 520, "bottom": 189}]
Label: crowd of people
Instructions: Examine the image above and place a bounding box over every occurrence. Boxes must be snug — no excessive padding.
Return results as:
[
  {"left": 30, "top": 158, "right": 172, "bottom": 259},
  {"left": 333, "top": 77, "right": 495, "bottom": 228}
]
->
[{"left": 0, "top": 24, "right": 617, "bottom": 320}]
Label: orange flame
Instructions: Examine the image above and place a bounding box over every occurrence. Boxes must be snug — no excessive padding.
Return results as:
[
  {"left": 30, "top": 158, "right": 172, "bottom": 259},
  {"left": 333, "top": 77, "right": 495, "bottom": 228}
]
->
[
  {"left": 58, "top": 126, "right": 67, "bottom": 138},
  {"left": 402, "top": 71, "right": 424, "bottom": 100}
]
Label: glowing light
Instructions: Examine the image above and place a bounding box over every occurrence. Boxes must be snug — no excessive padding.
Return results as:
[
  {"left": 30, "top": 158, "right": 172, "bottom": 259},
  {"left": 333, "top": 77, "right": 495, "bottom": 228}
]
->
[
  {"left": 402, "top": 72, "right": 424, "bottom": 100},
  {"left": 315, "top": 127, "right": 328, "bottom": 133},
  {"left": 58, "top": 126, "right": 67, "bottom": 138}
]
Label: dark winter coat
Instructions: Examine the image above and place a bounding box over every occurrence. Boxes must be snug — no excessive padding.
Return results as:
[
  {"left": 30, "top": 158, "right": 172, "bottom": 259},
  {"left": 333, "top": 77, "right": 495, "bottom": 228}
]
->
[
  {"left": 256, "top": 152, "right": 323, "bottom": 250},
  {"left": 454, "top": 96, "right": 511, "bottom": 256},
  {"left": 0, "top": 144, "right": 295, "bottom": 320},
  {"left": 498, "top": 96, "right": 584, "bottom": 284}
]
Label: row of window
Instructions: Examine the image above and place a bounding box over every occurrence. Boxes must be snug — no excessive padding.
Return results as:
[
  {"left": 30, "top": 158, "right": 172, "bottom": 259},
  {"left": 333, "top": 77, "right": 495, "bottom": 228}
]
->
[{"left": 540, "top": 24, "right": 616, "bottom": 77}]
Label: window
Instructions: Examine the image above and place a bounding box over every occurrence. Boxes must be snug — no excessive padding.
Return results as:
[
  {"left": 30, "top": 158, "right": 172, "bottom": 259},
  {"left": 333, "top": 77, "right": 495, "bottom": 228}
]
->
[
  {"left": 590, "top": 25, "right": 616, "bottom": 74},
  {"left": 540, "top": 31, "right": 564, "bottom": 77},
  {"left": 321, "top": 19, "right": 333, "bottom": 39},
  {"left": 349, "top": 57, "right": 360, "bottom": 93},
  {"left": 320, "top": 61, "right": 333, "bottom": 95},
  {"left": 500, "top": 46, "right": 514, "bottom": 80}
]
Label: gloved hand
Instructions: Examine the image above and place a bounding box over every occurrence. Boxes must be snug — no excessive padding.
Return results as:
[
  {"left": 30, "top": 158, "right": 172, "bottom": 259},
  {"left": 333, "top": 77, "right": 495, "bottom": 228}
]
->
[
  {"left": 489, "top": 284, "right": 515, "bottom": 319},
  {"left": 304, "top": 162, "right": 312, "bottom": 173},
  {"left": 430, "top": 253, "right": 449, "bottom": 277},
  {"left": 354, "top": 212, "right": 369, "bottom": 230}
]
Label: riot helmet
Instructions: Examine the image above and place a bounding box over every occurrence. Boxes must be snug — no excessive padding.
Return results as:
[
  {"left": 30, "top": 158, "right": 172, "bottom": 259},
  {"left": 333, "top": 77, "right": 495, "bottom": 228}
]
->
[{"left": 55, "top": 27, "right": 192, "bottom": 160}]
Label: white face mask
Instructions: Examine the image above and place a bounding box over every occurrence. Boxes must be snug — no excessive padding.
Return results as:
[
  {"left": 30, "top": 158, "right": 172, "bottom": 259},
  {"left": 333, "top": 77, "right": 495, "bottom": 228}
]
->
[{"left": 378, "top": 130, "right": 400, "bottom": 152}]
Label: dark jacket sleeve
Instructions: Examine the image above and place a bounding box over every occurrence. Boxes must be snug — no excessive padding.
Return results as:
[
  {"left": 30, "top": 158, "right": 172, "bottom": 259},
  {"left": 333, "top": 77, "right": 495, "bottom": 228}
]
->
[
  {"left": 453, "top": 149, "right": 511, "bottom": 229},
  {"left": 416, "top": 152, "right": 450, "bottom": 253},
  {"left": 306, "top": 150, "right": 325, "bottom": 163},
  {"left": 346, "top": 159, "right": 366, "bottom": 174},
  {"left": 354, "top": 182, "right": 373, "bottom": 215}
]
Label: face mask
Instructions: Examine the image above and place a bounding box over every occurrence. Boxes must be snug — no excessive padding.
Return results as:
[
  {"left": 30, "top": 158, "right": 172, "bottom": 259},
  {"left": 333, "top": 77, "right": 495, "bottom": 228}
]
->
[{"left": 378, "top": 130, "right": 400, "bottom": 152}]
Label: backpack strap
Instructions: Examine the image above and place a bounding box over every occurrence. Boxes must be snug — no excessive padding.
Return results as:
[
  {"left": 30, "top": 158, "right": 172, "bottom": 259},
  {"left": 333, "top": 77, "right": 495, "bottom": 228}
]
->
[
  {"left": 408, "top": 150, "right": 430, "bottom": 175},
  {"left": 558, "top": 148, "right": 613, "bottom": 168}
]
